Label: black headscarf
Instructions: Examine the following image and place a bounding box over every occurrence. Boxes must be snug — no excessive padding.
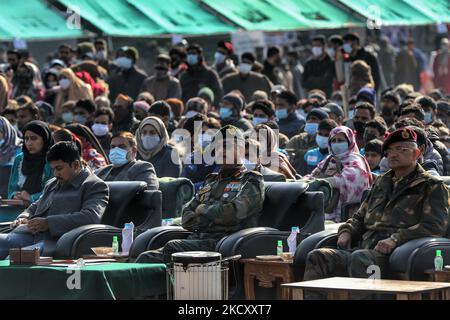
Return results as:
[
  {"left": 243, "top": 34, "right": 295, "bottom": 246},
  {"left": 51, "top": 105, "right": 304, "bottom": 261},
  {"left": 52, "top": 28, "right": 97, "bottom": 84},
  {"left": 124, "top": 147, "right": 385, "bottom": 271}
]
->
[
  {"left": 21, "top": 120, "right": 53, "bottom": 195},
  {"left": 65, "top": 123, "right": 109, "bottom": 163}
]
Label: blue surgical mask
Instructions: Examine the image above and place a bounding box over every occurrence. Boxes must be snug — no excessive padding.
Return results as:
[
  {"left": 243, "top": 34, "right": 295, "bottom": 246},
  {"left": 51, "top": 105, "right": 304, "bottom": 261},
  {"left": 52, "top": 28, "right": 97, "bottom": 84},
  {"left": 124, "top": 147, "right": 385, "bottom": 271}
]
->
[
  {"left": 296, "top": 109, "right": 306, "bottom": 119},
  {"left": 142, "top": 135, "right": 161, "bottom": 150},
  {"left": 109, "top": 147, "right": 129, "bottom": 167},
  {"left": 220, "top": 107, "right": 233, "bottom": 119},
  {"left": 276, "top": 109, "right": 288, "bottom": 120},
  {"left": 348, "top": 110, "right": 355, "bottom": 119},
  {"left": 315, "top": 135, "right": 329, "bottom": 149},
  {"left": 0, "top": 139, "right": 4, "bottom": 147},
  {"left": 214, "top": 52, "right": 226, "bottom": 65},
  {"left": 304, "top": 122, "right": 319, "bottom": 136},
  {"left": 331, "top": 142, "right": 349, "bottom": 156},
  {"left": 343, "top": 43, "right": 353, "bottom": 54},
  {"left": 252, "top": 116, "right": 267, "bottom": 126},
  {"left": 115, "top": 57, "right": 133, "bottom": 70},
  {"left": 74, "top": 115, "right": 87, "bottom": 125},
  {"left": 424, "top": 112, "right": 432, "bottom": 124},
  {"left": 187, "top": 54, "right": 199, "bottom": 66},
  {"left": 61, "top": 112, "right": 73, "bottom": 123},
  {"left": 327, "top": 48, "right": 335, "bottom": 57}
]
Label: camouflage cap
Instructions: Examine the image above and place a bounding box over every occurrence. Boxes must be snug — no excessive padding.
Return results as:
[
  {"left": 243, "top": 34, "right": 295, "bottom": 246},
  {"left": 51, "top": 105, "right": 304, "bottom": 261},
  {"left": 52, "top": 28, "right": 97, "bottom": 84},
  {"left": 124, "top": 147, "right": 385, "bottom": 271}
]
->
[{"left": 382, "top": 127, "right": 418, "bottom": 153}]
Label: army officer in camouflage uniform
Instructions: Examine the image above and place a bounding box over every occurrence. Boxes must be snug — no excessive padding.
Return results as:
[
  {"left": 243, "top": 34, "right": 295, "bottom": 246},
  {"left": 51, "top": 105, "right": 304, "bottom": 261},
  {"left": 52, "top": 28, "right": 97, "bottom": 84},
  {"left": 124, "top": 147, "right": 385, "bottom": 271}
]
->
[
  {"left": 303, "top": 127, "right": 449, "bottom": 289},
  {"left": 136, "top": 125, "right": 265, "bottom": 263}
]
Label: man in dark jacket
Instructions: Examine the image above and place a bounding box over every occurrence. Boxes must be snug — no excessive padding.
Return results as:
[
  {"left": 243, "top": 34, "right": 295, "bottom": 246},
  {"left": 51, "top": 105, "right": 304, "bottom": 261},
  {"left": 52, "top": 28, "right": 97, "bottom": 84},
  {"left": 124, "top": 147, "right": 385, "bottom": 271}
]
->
[
  {"left": 275, "top": 90, "right": 305, "bottom": 139},
  {"left": 112, "top": 94, "right": 140, "bottom": 134},
  {"left": 180, "top": 44, "right": 223, "bottom": 106},
  {"left": 302, "top": 35, "right": 336, "bottom": 98},
  {"left": 1, "top": 142, "right": 109, "bottom": 258},
  {"left": 107, "top": 46, "right": 147, "bottom": 101},
  {"left": 343, "top": 33, "right": 382, "bottom": 91},
  {"left": 220, "top": 93, "right": 253, "bottom": 132}
]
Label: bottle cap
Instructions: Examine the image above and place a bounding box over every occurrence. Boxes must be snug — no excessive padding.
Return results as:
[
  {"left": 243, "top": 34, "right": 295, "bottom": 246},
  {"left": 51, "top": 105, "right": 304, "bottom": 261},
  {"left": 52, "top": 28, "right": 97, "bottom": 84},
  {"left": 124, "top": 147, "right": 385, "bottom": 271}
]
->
[
  {"left": 113, "top": 236, "right": 118, "bottom": 241},
  {"left": 291, "top": 227, "right": 297, "bottom": 232},
  {"left": 277, "top": 240, "right": 283, "bottom": 246},
  {"left": 436, "top": 249, "right": 442, "bottom": 256}
]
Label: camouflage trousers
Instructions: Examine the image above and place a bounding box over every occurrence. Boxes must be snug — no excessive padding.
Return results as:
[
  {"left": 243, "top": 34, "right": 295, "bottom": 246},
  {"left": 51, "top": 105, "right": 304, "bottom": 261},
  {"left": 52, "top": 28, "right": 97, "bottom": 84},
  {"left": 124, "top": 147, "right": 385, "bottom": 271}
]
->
[
  {"left": 303, "top": 248, "right": 390, "bottom": 299},
  {"left": 135, "top": 239, "right": 217, "bottom": 264}
]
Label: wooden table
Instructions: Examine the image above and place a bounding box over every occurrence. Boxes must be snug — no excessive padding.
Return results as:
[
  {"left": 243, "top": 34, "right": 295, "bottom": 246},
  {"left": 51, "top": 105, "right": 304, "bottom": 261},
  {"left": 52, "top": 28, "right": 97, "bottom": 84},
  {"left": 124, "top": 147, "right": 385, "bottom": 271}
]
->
[
  {"left": 425, "top": 269, "right": 450, "bottom": 282},
  {"left": 242, "top": 258, "right": 294, "bottom": 300},
  {"left": 282, "top": 277, "right": 450, "bottom": 300}
]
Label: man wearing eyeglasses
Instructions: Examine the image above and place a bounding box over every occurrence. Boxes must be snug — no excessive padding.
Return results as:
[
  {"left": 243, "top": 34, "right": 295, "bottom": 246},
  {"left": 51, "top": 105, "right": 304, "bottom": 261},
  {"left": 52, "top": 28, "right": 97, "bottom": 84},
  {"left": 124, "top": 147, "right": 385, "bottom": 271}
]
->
[{"left": 303, "top": 128, "right": 449, "bottom": 293}]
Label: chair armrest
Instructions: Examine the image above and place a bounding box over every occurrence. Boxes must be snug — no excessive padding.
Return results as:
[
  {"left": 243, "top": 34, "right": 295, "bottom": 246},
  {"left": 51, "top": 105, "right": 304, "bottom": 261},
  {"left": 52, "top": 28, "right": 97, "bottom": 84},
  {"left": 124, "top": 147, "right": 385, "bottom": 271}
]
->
[
  {"left": 300, "top": 191, "right": 325, "bottom": 235},
  {"left": 53, "top": 224, "right": 121, "bottom": 259},
  {"left": 389, "top": 237, "right": 450, "bottom": 278},
  {"left": 129, "top": 226, "right": 191, "bottom": 259}
]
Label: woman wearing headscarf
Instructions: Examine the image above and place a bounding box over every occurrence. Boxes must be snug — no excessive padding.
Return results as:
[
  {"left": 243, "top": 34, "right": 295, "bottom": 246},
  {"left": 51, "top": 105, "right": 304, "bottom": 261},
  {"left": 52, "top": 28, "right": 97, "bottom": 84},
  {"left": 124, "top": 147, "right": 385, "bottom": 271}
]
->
[
  {"left": 65, "top": 123, "right": 108, "bottom": 170},
  {"left": 136, "top": 116, "right": 181, "bottom": 178},
  {"left": 54, "top": 68, "right": 93, "bottom": 119},
  {"left": 8, "top": 120, "right": 53, "bottom": 204},
  {"left": 310, "top": 126, "right": 373, "bottom": 222},
  {"left": 0, "top": 116, "right": 22, "bottom": 198},
  {"left": 253, "top": 123, "right": 297, "bottom": 179}
]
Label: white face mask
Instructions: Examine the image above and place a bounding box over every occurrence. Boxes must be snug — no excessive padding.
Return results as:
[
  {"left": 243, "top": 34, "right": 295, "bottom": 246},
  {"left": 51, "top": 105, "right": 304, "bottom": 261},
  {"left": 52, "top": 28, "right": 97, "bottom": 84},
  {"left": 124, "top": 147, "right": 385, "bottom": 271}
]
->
[
  {"left": 327, "top": 48, "right": 335, "bottom": 57},
  {"left": 91, "top": 123, "right": 109, "bottom": 137},
  {"left": 343, "top": 43, "right": 353, "bottom": 54},
  {"left": 312, "top": 46, "right": 323, "bottom": 57},
  {"left": 115, "top": 57, "right": 133, "bottom": 70},
  {"left": 96, "top": 50, "right": 107, "bottom": 61},
  {"left": 239, "top": 63, "right": 252, "bottom": 74},
  {"left": 61, "top": 112, "right": 73, "bottom": 123},
  {"left": 214, "top": 52, "right": 226, "bottom": 65},
  {"left": 141, "top": 135, "right": 160, "bottom": 150},
  {"left": 59, "top": 78, "right": 70, "bottom": 89},
  {"left": 185, "top": 110, "right": 198, "bottom": 119}
]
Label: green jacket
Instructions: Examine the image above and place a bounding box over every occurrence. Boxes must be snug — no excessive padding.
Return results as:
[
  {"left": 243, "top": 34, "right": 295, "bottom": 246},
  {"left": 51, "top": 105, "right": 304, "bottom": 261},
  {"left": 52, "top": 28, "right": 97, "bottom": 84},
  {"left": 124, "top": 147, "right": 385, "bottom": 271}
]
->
[
  {"left": 339, "top": 164, "right": 449, "bottom": 249},
  {"left": 182, "top": 166, "right": 265, "bottom": 240}
]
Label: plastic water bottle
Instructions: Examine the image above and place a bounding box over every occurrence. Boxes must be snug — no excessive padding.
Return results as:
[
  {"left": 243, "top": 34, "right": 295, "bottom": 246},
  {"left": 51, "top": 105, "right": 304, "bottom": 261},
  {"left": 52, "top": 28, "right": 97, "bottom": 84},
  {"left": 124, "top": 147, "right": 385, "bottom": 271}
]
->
[
  {"left": 288, "top": 226, "right": 299, "bottom": 254},
  {"left": 435, "top": 249, "right": 444, "bottom": 271},
  {"left": 112, "top": 236, "right": 119, "bottom": 255},
  {"left": 121, "top": 222, "right": 134, "bottom": 254},
  {"left": 276, "top": 240, "right": 283, "bottom": 256}
]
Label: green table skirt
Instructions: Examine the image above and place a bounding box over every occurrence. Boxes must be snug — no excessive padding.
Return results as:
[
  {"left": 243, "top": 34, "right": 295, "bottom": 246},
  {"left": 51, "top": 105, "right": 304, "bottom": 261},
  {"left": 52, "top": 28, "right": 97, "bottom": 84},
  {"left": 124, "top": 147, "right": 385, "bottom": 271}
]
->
[{"left": 0, "top": 260, "right": 166, "bottom": 300}]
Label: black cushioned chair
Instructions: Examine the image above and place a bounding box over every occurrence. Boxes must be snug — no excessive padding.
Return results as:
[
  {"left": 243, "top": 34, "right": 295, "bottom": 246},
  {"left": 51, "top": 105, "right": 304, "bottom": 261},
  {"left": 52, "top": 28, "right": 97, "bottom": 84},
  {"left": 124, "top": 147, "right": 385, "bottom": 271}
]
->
[
  {"left": 52, "top": 181, "right": 162, "bottom": 258},
  {"left": 130, "top": 181, "right": 325, "bottom": 299}
]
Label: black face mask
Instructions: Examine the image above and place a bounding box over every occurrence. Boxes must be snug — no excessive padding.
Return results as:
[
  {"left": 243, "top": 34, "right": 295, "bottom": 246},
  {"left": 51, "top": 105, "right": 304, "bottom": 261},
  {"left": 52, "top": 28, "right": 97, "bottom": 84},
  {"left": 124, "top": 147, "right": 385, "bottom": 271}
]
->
[
  {"left": 363, "top": 132, "right": 378, "bottom": 144},
  {"left": 353, "top": 121, "right": 366, "bottom": 134}
]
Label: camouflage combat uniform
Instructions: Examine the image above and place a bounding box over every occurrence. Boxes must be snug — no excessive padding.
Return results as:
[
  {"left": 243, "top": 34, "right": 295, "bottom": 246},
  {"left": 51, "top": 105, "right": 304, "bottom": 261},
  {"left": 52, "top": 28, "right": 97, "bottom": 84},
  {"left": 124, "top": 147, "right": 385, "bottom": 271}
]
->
[
  {"left": 304, "top": 164, "right": 450, "bottom": 284},
  {"left": 136, "top": 165, "right": 265, "bottom": 263}
]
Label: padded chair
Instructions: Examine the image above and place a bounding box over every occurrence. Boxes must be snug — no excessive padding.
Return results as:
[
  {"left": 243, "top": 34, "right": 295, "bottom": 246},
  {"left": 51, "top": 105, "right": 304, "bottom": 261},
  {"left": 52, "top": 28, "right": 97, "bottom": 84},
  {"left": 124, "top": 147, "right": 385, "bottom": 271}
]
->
[
  {"left": 130, "top": 181, "right": 325, "bottom": 299},
  {"left": 158, "top": 177, "right": 195, "bottom": 219},
  {"left": 52, "top": 181, "right": 162, "bottom": 258}
]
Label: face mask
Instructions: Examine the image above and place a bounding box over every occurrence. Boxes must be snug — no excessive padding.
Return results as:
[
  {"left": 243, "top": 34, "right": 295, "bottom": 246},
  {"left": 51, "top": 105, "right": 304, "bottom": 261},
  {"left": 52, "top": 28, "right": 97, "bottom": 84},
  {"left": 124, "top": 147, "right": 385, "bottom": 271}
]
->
[
  {"left": 92, "top": 123, "right": 109, "bottom": 137},
  {"left": 220, "top": 107, "right": 233, "bottom": 119},
  {"left": 348, "top": 109, "right": 355, "bottom": 119},
  {"left": 363, "top": 132, "right": 378, "bottom": 144},
  {"left": 315, "top": 135, "right": 329, "bottom": 149},
  {"left": 96, "top": 50, "right": 107, "bottom": 61},
  {"left": 381, "top": 106, "right": 393, "bottom": 117},
  {"left": 61, "top": 112, "right": 74, "bottom": 123},
  {"left": 331, "top": 142, "right": 349, "bottom": 156},
  {"left": 326, "top": 48, "right": 335, "bottom": 57},
  {"left": 47, "top": 81, "right": 57, "bottom": 88},
  {"left": 312, "top": 46, "right": 323, "bottom": 57},
  {"left": 59, "top": 78, "right": 70, "bottom": 89},
  {"left": 424, "top": 112, "right": 432, "bottom": 124},
  {"left": 252, "top": 116, "right": 267, "bottom": 126},
  {"left": 214, "top": 52, "right": 226, "bottom": 65},
  {"left": 187, "top": 54, "right": 199, "bottom": 66},
  {"left": 343, "top": 43, "right": 353, "bottom": 54},
  {"left": 155, "top": 68, "right": 168, "bottom": 79},
  {"left": 276, "top": 109, "right": 288, "bottom": 120},
  {"left": 74, "top": 115, "right": 87, "bottom": 125},
  {"left": 304, "top": 122, "right": 319, "bottom": 136},
  {"left": 0, "top": 139, "right": 4, "bottom": 147},
  {"left": 353, "top": 121, "right": 366, "bottom": 134},
  {"left": 109, "top": 147, "right": 129, "bottom": 167},
  {"left": 115, "top": 57, "right": 133, "bottom": 70},
  {"left": 185, "top": 110, "right": 198, "bottom": 119},
  {"left": 296, "top": 109, "right": 306, "bottom": 119},
  {"left": 142, "top": 135, "right": 161, "bottom": 150},
  {"left": 239, "top": 63, "right": 252, "bottom": 74}
]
